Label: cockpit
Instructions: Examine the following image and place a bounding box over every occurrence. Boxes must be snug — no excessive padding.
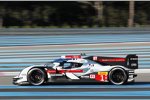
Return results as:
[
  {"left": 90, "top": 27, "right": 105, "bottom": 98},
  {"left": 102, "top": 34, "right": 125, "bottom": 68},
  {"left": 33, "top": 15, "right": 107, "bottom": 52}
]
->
[
  {"left": 44, "top": 55, "right": 84, "bottom": 68},
  {"left": 52, "top": 58, "right": 71, "bottom": 63},
  {"left": 45, "top": 58, "right": 83, "bottom": 69}
]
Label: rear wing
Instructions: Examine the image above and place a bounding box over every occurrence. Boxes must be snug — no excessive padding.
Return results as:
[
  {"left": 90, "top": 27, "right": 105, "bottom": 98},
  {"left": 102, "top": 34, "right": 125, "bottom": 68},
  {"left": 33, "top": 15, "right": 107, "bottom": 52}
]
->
[
  {"left": 84, "top": 54, "right": 138, "bottom": 69},
  {"left": 125, "top": 54, "right": 138, "bottom": 69}
]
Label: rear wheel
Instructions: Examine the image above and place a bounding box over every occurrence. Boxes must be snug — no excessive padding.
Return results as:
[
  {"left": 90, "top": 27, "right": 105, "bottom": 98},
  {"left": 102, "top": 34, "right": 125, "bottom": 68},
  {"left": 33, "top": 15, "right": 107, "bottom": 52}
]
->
[
  {"left": 27, "top": 68, "right": 46, "bottom": 85},
  {"left": 109, "top": 68, "right": 127, "bottom": 85}
]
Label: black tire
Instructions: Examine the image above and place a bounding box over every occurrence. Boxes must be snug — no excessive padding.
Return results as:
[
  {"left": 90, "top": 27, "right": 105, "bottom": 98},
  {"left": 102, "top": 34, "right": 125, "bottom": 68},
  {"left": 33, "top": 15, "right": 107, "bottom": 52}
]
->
[
  {"left": 27, "top": 68, "right": 46, "bottom": 85},
  {"left": 109, "top": 68, "right": 128, "bottom": 85}
]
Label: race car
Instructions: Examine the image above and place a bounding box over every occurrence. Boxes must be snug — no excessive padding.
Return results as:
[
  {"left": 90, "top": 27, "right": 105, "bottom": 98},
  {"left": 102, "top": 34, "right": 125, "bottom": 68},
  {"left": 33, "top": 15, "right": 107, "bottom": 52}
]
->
[{"left": 13, "top": 54, "right": 138, "bottom": 85}]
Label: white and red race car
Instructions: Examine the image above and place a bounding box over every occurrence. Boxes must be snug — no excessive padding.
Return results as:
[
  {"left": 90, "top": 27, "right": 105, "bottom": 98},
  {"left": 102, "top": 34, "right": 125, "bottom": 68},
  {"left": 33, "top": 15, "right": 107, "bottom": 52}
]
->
[{"left": 13, "top": 54, "right": 138, "bottom": 85}]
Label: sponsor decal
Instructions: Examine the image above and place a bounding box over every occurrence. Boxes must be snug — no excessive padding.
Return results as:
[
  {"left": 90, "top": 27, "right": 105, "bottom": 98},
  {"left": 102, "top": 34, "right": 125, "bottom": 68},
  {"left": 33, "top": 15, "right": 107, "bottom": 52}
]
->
[
  {"left": 98, "top": 72, "right": 108, "bottom": 75},
  {"left": 89, "top": 72, "right": 108, "bottom": 81},
  {"left": 99, "top": 58, "right": 125, "bottom": 62},
  {"left": 81, "top": 76, "right": 90, "bottom": 79},
  {"left": 90, "top": 74, "right": 95, "bottom": 79},
  {"left": 95, "top": 71, "right": 108, "bottom": 82},
  {"left": 130, "top": 58, "right": 138, "bottom": 60},
  {"left": 50, "top": 74, "right": 63, "bottom": 76},
  {"left": 93, "top": 56, "right": 97, "bottom": 60}
]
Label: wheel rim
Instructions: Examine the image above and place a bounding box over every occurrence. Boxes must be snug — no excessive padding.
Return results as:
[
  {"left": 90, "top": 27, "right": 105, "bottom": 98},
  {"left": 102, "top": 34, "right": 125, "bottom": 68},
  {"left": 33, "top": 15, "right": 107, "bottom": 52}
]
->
[
  {"left": 29, "top": 70, "right": 44, "bottom": 84},
  {"left": 110, "top": 69, "right": 126, "bottom": 85}
]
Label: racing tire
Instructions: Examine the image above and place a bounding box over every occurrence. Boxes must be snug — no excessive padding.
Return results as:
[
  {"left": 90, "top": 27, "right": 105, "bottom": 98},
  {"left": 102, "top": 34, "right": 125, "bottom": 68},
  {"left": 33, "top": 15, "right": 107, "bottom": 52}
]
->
[
  {"left": 27, "top": 68, "right": 46, "bottom": 85},
  {"left": 109, "top": 68, "right": 128, "bottom": 85}
]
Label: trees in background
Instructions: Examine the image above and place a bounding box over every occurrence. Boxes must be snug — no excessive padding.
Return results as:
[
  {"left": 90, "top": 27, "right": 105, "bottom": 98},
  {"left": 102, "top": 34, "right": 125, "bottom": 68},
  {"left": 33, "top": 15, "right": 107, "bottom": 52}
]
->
[
  {"left": 0, "top": 1, "right": 149, "bottom": 28},
  {"left": 128, "top": 1, "right": 134, "bottom": 27}
]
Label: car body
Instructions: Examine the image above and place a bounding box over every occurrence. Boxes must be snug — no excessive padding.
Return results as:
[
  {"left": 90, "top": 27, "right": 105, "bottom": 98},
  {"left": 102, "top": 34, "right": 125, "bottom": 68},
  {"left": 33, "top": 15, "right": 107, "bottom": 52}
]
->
[{"left": 13, "top": 54, "right": 138, "bottom": 85}]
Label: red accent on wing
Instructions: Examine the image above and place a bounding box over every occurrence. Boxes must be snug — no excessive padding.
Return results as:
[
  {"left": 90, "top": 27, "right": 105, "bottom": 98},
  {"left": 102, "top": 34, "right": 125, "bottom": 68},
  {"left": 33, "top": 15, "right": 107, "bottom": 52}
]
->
[{"left": 98, "top": 58, "right": 125, "bottom": 62}]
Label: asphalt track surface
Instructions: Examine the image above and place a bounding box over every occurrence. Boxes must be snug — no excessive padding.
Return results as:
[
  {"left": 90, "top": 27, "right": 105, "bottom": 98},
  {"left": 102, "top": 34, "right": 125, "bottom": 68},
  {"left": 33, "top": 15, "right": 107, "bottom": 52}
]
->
[
  {"left": 0, "top": 73, "right": 150, "bottom": 99},
  {"left": 0, "top": 74, "right": 150, "bottom": 99}
]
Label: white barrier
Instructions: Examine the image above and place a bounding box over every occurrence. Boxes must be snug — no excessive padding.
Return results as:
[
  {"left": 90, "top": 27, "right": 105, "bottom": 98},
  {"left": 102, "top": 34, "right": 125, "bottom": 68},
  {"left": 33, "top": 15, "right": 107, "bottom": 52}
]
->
[{"left": 0, "top": 72, "right": 19, "bottom": 76}]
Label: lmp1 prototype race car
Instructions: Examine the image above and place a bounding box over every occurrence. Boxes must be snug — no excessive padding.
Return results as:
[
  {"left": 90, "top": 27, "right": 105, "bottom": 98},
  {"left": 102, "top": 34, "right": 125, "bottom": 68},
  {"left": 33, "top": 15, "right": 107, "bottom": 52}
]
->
[{"left": 13, "top": 54, "right": 138, "bottom": 85}]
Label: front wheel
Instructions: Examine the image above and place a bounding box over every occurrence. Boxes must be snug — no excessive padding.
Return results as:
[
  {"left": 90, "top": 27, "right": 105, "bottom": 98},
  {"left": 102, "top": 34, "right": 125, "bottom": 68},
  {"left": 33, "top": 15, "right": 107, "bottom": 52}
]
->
[
  {"left": 27, "top": 68, "right": 46, "bottom": 85},
  {"left": 109, "top": 68, "right": 128, "bottom": 85}
]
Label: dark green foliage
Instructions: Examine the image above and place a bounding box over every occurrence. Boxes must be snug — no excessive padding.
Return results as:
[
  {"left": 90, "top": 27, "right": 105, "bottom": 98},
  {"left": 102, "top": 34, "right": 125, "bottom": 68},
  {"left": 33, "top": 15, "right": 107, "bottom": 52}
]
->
[{"left": 0, "top": 1, "right": 149, "bottom": 28}]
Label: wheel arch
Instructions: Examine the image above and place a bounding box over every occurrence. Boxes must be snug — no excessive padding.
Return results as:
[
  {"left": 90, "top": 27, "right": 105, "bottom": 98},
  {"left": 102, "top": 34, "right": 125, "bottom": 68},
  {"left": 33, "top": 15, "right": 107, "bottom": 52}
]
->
[
  {"left": 26, "top": 66, "right": 49, "bottom": 85},
  {"left": 108, "top": 67, "right": 129, "bottom": 85}
]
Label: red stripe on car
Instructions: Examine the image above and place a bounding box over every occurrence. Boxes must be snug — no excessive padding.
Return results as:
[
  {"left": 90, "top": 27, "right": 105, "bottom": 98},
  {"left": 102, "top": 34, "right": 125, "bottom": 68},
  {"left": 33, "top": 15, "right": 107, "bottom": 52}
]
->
[
  {"left": 47, "top": 70, "right": 56, "bottom": 74},
  {"left": 47, "top": 69, "right": 83, "bottom": 74}
]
